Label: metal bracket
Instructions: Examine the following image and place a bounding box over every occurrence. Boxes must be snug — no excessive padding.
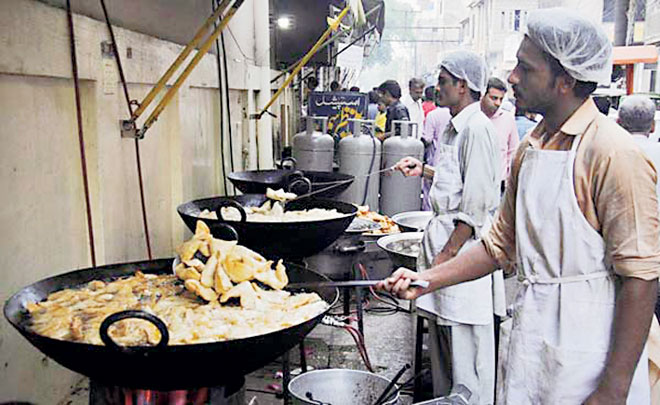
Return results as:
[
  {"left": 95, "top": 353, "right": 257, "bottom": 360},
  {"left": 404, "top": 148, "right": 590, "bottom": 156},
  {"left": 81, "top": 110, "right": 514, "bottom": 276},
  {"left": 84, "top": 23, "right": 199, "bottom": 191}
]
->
[
  {"left": 100, "top": 40, "right": 114, "bottom": 58},
  {"left": 249, "top": 110, "right": 277, "bottom": 120},
  {"left": 120, "top": 119, "right": 139, "bottom": 139}
]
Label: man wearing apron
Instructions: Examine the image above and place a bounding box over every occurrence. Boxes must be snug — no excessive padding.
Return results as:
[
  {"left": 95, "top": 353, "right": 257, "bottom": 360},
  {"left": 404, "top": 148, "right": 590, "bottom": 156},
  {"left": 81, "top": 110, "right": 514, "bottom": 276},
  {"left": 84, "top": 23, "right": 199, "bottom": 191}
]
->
[
  {"left": 396, "top": 50, "right": 504, "bottom": 404},
  {"left": 383, "top": 9, "right": 659, "bottom": 404}
]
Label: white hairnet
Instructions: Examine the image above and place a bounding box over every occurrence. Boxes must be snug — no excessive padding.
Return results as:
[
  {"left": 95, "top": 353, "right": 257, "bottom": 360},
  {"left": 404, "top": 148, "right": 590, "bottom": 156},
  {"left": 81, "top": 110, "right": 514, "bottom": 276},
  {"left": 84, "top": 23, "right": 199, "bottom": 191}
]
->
[
  {"left": 526, "top": 8, "right": 613, "bottom": 85},
  {"left": 439, "top": 51, "right": 489, "bottom": 94}
]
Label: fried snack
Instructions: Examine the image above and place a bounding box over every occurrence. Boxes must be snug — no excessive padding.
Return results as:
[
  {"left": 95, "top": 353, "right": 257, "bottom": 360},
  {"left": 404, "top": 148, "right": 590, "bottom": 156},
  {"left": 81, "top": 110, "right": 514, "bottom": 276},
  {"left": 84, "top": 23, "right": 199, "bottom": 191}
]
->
[
  {"left": 200, "top": 255, "right": 218, "bottom": 288},
  {"left": 198, "top": 199, "right": 344, "bottom": 223},
  {"left": 185, "top": 279, "right": 218, "bottom": 302},
  {"left": 220, "top": 281, "right": 258, "bottom": 309},
  {"left": 26, "top": 221, "right": 328, "bottom": 346},
  {"left": 266, "top": 187, "right": 297, "bottom": 202},
  {"left": 213, "top": 264, "right": 233, "bottom": 294},
  {"left": 356, "top": 206, "right": 401, "bottom": 235},
  {"left": 223, "top": 245, "right": 267, "bottom": 283}
]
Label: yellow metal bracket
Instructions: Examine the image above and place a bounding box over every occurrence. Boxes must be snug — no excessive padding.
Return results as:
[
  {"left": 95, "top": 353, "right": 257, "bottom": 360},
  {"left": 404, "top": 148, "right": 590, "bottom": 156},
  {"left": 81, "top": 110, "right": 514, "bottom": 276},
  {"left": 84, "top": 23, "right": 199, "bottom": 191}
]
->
[{"left": 121, "top": 0, "right": 243, "bottom": 139}]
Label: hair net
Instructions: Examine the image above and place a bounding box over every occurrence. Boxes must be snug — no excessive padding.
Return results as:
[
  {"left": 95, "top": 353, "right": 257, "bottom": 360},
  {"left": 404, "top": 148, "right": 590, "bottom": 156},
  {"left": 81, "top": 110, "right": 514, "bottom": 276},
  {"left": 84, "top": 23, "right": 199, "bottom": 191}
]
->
[
  {"left": 439, "top": 51, "right": 489, "bottom": 94},
  {"left": 526, "top": 8, "right": 613, "bottom": 85}
]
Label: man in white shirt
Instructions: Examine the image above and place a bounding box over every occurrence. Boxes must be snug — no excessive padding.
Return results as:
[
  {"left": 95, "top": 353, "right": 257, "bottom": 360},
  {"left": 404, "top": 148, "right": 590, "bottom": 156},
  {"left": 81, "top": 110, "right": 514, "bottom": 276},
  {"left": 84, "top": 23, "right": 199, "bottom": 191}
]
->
[
  {"left": 402, "top": 78, "right": 426, "bottom": 138},
  {"left": 618, "top": 95, "right": 660, "bottom": 199}
]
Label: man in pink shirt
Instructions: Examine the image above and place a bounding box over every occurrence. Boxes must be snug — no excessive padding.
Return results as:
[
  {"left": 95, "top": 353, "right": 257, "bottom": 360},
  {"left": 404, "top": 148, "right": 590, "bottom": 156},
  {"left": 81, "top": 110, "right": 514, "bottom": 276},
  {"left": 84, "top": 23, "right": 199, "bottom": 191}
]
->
[
  {"left": 421, "top": 103, "right": 452, "bottom": 210},
  {"left": 481, "top": 77, "right": 519, "bottom": 191}
]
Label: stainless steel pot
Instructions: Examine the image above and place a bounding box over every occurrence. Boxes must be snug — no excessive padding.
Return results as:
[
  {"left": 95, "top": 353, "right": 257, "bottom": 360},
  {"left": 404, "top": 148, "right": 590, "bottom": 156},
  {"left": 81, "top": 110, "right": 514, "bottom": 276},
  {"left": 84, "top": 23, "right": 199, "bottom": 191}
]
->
[
  {"left": 288, "top": 369, "right": 399, "bottom": 405},
  {"left": 376, "top": 232, "right": 424, "bottom": 270},
  {"left": 391, "top": 211, "right": 433, "bottom": 232}
]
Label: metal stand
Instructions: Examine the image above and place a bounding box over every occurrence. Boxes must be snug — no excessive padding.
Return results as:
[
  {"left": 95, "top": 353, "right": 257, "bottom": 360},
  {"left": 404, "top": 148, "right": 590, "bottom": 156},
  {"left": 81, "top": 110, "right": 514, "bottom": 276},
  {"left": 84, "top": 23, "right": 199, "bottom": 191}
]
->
[{"left": 281, "top": 350, "right": 291, "bottom": 405}]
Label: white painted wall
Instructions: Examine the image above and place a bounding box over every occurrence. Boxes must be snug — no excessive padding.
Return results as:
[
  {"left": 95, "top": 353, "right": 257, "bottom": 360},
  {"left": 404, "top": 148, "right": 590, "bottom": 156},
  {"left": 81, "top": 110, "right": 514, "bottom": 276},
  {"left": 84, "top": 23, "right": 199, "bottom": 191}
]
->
[{"left": 0, "top": 0, "right": 275, "bottom": 402}]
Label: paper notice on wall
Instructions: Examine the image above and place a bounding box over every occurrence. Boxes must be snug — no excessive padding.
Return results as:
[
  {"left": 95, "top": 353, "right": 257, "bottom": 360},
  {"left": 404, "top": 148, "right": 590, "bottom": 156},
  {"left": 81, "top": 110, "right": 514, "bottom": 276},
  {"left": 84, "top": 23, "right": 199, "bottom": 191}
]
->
[{"left": 336, "top": 43, "right": 364, "bottom": 72}]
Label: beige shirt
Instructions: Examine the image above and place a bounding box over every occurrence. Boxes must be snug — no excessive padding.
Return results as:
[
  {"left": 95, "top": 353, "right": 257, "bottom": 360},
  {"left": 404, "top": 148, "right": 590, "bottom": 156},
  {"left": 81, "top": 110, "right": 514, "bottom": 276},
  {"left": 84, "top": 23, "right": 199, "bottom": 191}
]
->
[{"left": 483, "top": 98, "right": 660, "bottom": 280}]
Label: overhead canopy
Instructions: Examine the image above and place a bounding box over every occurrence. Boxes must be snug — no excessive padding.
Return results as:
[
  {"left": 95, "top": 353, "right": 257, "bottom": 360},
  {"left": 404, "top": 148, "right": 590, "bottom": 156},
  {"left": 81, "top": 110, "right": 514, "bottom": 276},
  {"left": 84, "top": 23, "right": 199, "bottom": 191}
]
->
[{"left": 612, "top": 45, "right": 658, "bottom": 65}]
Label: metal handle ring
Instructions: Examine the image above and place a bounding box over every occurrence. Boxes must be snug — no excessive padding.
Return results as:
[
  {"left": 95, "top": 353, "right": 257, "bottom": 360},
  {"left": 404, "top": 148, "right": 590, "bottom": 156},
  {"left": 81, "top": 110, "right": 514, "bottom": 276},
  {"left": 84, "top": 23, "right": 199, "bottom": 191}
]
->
[
  {"left": 287, "top": 177, "right": 312, "bottom": 195},
  {"left": 280, "top": 157, "right": 297, "bottom": 170},
  {"left": 215, "top": 200, "right": 247, "bottom": 223},
  {"left": 100, "top": 310, "right": 169, "bottom": 352}
]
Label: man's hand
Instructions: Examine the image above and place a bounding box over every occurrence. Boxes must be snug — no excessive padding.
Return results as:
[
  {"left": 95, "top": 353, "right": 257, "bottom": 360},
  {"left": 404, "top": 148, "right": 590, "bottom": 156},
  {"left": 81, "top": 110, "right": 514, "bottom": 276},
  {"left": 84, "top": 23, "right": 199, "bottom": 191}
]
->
[
  {"left": 395, "top": 157, "right": 423, "bottom": 177},
  {"left": 376, "top": 267, "right": 428, "bottom": 300}
]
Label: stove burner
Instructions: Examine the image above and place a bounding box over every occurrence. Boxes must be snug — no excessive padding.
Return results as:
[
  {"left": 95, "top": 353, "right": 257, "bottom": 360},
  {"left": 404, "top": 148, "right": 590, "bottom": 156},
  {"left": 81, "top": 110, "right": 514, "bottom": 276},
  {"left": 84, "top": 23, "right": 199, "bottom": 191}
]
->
[{"left": 89, "top": 378, "right": 244, "bottom": 405}]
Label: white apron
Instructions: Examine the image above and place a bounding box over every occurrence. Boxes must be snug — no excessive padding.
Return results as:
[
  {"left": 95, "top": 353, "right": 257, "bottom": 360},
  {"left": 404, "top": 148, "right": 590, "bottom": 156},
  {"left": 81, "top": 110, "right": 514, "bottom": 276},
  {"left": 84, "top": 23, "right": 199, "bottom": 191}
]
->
[
  {"left": 418, "top": 128, "right": 505, "bottom": 325},
  {"left": 496, "top": 132, "right": 650, "bottom": 404}
]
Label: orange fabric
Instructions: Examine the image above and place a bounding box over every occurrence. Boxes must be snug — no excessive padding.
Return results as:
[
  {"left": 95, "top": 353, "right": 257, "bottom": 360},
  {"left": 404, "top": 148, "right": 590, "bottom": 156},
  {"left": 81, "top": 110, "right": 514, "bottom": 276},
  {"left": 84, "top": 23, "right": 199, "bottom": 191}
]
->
[{"left": 484, "top": 98, "right": 660, "bottom": 280}]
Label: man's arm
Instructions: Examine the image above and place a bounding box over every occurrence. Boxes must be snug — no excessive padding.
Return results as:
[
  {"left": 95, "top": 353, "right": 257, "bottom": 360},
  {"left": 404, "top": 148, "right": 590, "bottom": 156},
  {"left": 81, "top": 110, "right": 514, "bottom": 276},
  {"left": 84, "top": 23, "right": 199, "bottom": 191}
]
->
[
  {"left": 585, "top": 277, "right": 658, "bottom": 404},
  {"left": 433, "top": 221, "right": 474, "bottom": 265},
  {"left": 380, "top": 241, "right": 498, "bottom": 299}
]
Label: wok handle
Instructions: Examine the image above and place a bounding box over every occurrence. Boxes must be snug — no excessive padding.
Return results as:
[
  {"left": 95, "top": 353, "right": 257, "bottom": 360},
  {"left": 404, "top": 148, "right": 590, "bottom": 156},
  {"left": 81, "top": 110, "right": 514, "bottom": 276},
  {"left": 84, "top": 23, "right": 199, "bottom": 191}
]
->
[
  {"left": 335, "top": 241, "right": 366, "bottom": 254},
  {"left": 279, "top": 156, "right": 297, "bottom": 170},
  {"left": 100, "top": 310, "right": 169, "bottom": 352},
  {"left": 214, "top": 222, "right": 239, "bottom": 241},
  {"left": 287, "top": 177, "right": 312, "bottom": 196},
  {"left": 215, "top": 200, "right": 247, "bottom": 223}
]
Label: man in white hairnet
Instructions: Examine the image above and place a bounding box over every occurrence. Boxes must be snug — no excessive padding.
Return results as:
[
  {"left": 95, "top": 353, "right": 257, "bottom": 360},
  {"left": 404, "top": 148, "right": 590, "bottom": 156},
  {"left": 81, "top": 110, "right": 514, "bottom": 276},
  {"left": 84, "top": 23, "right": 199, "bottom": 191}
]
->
[
  {"left": 394, "top": 50, "right": 504, "bottom": 404},
  {"left": 381, "top": 8, "right": 660, "bottom": 404}
]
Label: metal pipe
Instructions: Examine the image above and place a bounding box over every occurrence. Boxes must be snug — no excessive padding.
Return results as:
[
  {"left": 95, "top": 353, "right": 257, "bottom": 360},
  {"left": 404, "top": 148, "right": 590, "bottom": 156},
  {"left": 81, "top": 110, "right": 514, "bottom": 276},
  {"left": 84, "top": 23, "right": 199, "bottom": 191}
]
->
[
  {"left": 66, "top": 0, "right": 96, "bottom": 267},
  {"left": 257, "top": 6, "right": 351, "bottom": 118},
  {"left": 100, "top": 0, "right": 152, "bottom": 260},
  {"left": 221, "top": 32, "right": 236, "bottom": 183},
  {"left": 254, "top": 0, "right": 273, "bottom": 169},
  {"left": 139, "top": 0, "right": 244, "bottom": 137},
  {"left": 131, "top": 0, "right": 233, "bottom": 120},
  {"left": 212, "top": 0, "right": 228, "bottom": 195}
]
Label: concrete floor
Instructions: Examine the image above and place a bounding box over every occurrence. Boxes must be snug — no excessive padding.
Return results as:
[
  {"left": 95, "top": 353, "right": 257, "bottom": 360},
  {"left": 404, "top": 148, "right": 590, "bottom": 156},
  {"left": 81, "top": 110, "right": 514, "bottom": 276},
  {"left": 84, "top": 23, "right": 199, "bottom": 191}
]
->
[{"left": 244, "top": 301, "right": 419, "bottom": 405}]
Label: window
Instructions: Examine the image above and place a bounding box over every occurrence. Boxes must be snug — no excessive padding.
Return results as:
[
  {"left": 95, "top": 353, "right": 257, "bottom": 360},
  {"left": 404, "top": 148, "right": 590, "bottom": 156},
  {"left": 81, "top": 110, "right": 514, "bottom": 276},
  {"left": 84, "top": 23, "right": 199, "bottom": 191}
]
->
[
  {"left": 651, "top": 70, "right": 657, "bottom": 93},
  {"left": 514, "top": 10, "right": 521, "bottom": 32},
  {"left": 509, "top": 11, "right": 514, "bottom": 31}
]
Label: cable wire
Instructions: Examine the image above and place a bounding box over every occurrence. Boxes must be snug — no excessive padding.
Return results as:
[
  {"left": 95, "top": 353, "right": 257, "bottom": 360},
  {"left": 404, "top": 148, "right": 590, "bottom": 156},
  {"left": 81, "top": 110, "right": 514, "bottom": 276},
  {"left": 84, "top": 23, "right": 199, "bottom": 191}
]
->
[
  {"left": 220, "top": 31, "right": 236, "bottom": 189},
  {"left": 67, "top": 0, "right": 96, "bottom": 267},
  {"left": 212, "top": 0, "right": 229, "bottom": 195},
  {"left": 100, "top": 0, "right": 152, "bottom": 260}
]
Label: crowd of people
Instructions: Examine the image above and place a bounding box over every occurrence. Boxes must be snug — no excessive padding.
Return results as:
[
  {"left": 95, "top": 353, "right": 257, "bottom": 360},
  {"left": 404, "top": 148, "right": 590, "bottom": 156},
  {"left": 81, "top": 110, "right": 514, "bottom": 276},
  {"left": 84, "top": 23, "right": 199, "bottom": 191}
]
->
[{"left": 369, "top": 7, "right": 660, "bottom": 405}]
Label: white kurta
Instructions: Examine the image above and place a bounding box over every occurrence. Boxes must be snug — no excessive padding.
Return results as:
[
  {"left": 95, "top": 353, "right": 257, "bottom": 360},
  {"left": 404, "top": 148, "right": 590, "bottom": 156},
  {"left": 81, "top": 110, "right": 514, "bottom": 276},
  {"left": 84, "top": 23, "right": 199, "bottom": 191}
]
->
[
  {"left": 496, "top": 131, "right": 650, "bottom": 404},
  {"left": 417, "top": 102, "right": 504, "bottom": 404},
  {"left": 402, "top": 94, "right": 424, "bottom": 138}
]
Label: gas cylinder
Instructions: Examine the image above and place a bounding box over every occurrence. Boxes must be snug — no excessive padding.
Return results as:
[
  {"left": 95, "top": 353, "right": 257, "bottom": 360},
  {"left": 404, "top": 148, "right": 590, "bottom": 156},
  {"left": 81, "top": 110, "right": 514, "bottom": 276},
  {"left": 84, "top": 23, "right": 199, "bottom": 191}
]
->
[
  {"left": 292, "top": 116, "right": 334, "bottom": 171},
  {"left": 380, "top": 121, "right": 424, "bottom": 216},
  {"left": 337, "top": 119, "right": 381, "bottom": 211}
]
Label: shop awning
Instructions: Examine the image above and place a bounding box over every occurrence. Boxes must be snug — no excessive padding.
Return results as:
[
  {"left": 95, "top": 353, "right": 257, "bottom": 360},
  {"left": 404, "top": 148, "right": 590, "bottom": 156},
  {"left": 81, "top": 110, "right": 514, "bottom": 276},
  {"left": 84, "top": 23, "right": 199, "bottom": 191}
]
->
[{"left": 612, "top": 45, "right": 658, "bottom": 65}]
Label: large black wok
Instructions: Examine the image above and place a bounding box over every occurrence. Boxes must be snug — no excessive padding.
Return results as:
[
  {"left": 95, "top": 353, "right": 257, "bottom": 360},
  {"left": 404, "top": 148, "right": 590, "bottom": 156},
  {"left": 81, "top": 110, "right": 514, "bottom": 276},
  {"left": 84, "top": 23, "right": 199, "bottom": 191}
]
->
[
  {"left": 177, "top": 194, "right": 357, "bottom": 259},
  {"left": 4, "top": 259, "right": 338, "bottom": 390},
  {"left": 227, "top": 169, "right": 354, "bottom": 198}
]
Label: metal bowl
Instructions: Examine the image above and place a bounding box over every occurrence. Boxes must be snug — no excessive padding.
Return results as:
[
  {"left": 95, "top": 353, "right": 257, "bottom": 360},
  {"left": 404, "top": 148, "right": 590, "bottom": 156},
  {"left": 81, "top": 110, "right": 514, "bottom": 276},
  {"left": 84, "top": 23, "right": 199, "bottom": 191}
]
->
[
  {"left": 376, "top": 232, "right": 424, "bottom": 270},
  {"left": 391, "top": 211, "right": 433, "bottom": 232},
  {"left": 288, "top": 369, "right": 399, "bottom": 405}
]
